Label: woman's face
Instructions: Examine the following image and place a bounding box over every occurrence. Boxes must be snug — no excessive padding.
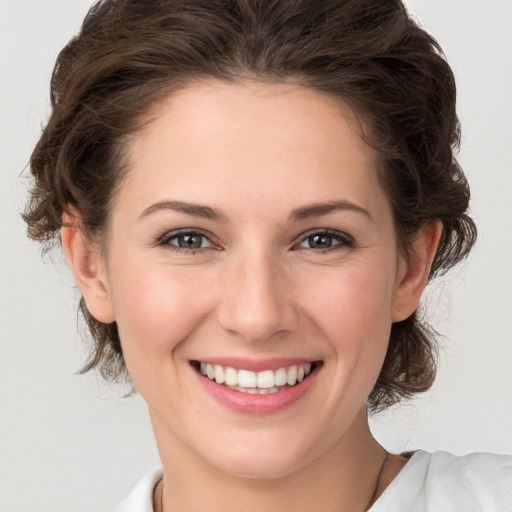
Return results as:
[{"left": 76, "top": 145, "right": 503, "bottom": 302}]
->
[{"left": 84, "top": 81, "right": 421, "bottom": 478}]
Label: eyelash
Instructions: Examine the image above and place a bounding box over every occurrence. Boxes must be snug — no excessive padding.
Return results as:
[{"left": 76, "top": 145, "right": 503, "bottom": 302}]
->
[
  {"left": 157, "top": 228, "right": 354, "bottom": 254},
  {"left": 296, "top": 229, "right": 354, "bottom": 253},
  {"left": 157, "top": 229, "right": 216, "bottom": 254}
]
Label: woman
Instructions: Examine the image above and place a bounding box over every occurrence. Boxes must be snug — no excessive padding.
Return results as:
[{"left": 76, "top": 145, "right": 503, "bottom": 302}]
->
[{"left": 21, "top": 0, "right": 511, "bottom": 510}]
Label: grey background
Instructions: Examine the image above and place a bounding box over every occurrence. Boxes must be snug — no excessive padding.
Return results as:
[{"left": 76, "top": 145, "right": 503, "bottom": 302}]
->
[{"left": 1, "top": 1, "right": 511, "bottom": 510}]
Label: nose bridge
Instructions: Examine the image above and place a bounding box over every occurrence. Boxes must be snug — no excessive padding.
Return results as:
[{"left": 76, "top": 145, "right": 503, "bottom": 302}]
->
[{"left": 218, "top": 247, "right": 298, "bottom": 343}]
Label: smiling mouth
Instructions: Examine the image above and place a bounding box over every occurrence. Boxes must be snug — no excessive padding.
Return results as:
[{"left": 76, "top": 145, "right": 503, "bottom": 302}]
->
[{"left": 191, "top": 361, "right": 322, "bottom": 395}]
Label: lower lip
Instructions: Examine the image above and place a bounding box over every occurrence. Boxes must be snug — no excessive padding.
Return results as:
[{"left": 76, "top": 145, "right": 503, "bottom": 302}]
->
[{"left": 195, "top": 365, "right": 320, "bottom": 415}]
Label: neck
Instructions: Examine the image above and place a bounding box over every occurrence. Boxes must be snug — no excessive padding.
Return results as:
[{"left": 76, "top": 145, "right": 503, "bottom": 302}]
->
[{"left": 152, "top": 407, "right": 389, "bottom": 512}]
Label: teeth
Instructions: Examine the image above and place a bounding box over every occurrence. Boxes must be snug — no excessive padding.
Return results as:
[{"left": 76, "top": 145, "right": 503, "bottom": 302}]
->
[
  {"left": 230, "top": 385, "right": 283, "bottom": 395},
  {"left": 225, "top": 366, "right": 238, "bottom": 386},
  {"left": 274, "top": 367, "right": 287, "bottom": 386},
  {"left": 214, "top": 365, "right": 225, "bottom": 384},
  {"left": 286, "top": 366, "right": 297, "bottom": 386},
  {"left": 198, "top": 362, "right": 315, "bottom": 390},
  {"left": 256, "top": 370, "right": 274, "bottom": 389},
  {"left": 238, "top": 369, "right": 257, "bottom": 388}
]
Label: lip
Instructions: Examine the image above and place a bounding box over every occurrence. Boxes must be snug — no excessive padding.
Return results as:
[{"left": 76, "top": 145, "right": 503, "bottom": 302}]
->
[{"left": 192, "top": 359, "right": 322, "bottom": 415}]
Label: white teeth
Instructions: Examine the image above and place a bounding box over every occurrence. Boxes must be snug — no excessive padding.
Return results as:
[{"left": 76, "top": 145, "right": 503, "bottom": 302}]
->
[
  {"left": 214, "top": 365, "right": 225, "bottom": 384},
  {"left": 238, "top": 369, "right": 257, "bottom": 388},
  {"left": 231, "top": 385, "right": 283, "bottom": 395},
  {"left": 274, "top": 367, "right": 287, "bottom": 386},
  {"left": 256, "top": 370, "right": 274, "bottom": 389},
  {"left": 286, "top": 366, "right": 298, "bottom": 386},
  {"left": 225, "top": 366, "right": 238, "bottom": 386},
  {"left": 198, "top": 362, "right": 315, "bottom": 390}
]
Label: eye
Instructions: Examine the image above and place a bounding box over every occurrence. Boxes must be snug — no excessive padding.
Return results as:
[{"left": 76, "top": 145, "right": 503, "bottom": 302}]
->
[
  {"left": 298, "top": 230, "right": 353, "bottom": 251},
  {"left": 158, "top": 230, "right": 214, "bottom": 251}
]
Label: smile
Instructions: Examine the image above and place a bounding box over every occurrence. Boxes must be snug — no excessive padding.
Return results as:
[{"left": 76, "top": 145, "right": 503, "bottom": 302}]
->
[{"left": 192, "top": 361, "right": 319, "bottom": 395}]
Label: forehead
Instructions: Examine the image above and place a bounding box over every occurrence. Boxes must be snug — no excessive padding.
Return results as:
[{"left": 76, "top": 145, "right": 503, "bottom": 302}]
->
[{"left": 115, "top": 80, "right": 387, "bottom": 221}]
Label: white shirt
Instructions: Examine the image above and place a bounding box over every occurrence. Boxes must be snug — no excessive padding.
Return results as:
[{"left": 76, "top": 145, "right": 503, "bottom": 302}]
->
[
  {"left": 112, "top": 451, "right": 512, "bottom": 511},
  {"left": 369, "top": 450, "right": 512, "bottom": 511}
]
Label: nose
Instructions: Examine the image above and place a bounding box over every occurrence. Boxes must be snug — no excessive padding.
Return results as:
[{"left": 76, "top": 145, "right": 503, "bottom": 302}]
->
[{"left": 217, "top": 251, "right": 299, "bottom": 343}]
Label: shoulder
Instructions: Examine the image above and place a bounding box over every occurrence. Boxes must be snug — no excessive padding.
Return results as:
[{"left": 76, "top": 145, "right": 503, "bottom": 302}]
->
[
  {"left": 371, "top": 450, "right": 512, "bottom": 511},
  {"left": 426, "top": 450, "right": 512, "bottom": 486},
  {"left": 111, "top": 467, "right": 163, "bottom": 512}
]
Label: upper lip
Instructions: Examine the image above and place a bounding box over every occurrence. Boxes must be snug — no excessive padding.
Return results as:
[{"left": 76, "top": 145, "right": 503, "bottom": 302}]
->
[{"left": 190, "top": 357, "right": 321, "bottom": 372}]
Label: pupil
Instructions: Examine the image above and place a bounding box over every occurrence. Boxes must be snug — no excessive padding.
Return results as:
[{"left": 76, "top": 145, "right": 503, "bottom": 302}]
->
[
  {"left": 179, "top": 234, "right": 202, "bottom": 248},
  {"left": 310, "top": 234, "right": 332, "bottom": 248}
]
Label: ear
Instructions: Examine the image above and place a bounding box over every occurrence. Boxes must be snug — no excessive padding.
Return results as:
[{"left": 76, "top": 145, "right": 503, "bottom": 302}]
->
[
  {"left": 391, "top": 221, "right": 442, "bottom": 322},
  {"left": 61, "top": 212, "right": 115, "bottom": 323}
]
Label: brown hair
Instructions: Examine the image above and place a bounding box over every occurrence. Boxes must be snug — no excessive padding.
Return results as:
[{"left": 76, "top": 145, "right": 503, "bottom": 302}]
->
[{"left": 24, "top": 0, "right": 477, "bottom": 410}]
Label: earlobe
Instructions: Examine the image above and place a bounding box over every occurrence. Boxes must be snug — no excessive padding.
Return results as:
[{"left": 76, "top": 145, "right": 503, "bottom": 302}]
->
[
  {"left": 391, "top": 221, "right": 442, "bottom": 322},
  {"left": 61, "top": 212, "right": 115, "bottom": 323}
]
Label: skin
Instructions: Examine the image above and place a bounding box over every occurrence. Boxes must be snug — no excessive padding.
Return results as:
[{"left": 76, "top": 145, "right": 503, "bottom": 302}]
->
[{"left": 62, "top": 81, "right": 440, "bottom": 511}]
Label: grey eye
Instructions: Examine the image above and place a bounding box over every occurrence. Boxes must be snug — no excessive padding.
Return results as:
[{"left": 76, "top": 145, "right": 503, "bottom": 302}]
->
[
  {"left": 298, "top": 231, "right": 352, "bottom": 251},
  {"left": 174, "top": 233, "right": 209, "bottom": 249},
  {"left": 305, "top": 233, "right": 334, "bottom": 249},
  {"left": 161, "top": 231, "right": 214, "bottom": 250}
]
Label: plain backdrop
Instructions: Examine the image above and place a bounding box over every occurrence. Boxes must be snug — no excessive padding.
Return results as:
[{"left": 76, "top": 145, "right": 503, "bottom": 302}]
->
[{"left": 1, "top": 1, "right": 511, "bottom": 511}]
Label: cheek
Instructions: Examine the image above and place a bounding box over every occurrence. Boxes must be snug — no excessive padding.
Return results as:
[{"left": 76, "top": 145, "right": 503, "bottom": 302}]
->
[
  {"left": 301, "top": 262, "right": 394, "bottom": 338},
  {"left": 288, "top": 261, "right": 395, "bottom": 437},
  {"left": 109, "top": 264, "right": 212, "bottom": 360},
  {"left": 297, "top": 260, "right": 395, "bottom": 390}
]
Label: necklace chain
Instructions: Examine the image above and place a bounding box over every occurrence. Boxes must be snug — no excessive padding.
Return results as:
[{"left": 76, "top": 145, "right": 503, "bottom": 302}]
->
[
  {"left": 366, "top": 450, "right": 389, "bottom": 510},
  {"left": 157, "top": 450, "right": 389, "bottom": 512}
]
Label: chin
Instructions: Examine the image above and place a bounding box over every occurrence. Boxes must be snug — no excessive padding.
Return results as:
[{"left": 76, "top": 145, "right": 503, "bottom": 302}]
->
[
  {"left": 215, "top": 454, "right": 309, "bottom": 480},
  {"left": 198, "top": 431, "right": 319, "bottom": 480}
]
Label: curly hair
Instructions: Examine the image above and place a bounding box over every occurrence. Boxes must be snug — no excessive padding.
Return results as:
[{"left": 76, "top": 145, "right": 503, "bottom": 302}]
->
[{"left": 23, "top": 0, "right": 477, "bottom": 410}]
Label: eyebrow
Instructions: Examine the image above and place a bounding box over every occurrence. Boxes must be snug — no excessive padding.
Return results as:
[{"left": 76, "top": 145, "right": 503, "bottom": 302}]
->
[
  {"left": 138, "top": 198, "right": 373, "bottom": 223},
  {"left": 289, "top": 200, "right": 373, "bottom": 222},
  {"left": 138, "top": 200, "right": 227, "bottom": 222}
]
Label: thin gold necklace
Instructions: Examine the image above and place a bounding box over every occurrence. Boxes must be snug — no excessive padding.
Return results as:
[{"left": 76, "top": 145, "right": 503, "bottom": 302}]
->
[
  {"left": 365, "top": 450, "right": 389, "bottom": 510},
  {"left": 158, "top": 450, "right": 389, "bottom": 512}
]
